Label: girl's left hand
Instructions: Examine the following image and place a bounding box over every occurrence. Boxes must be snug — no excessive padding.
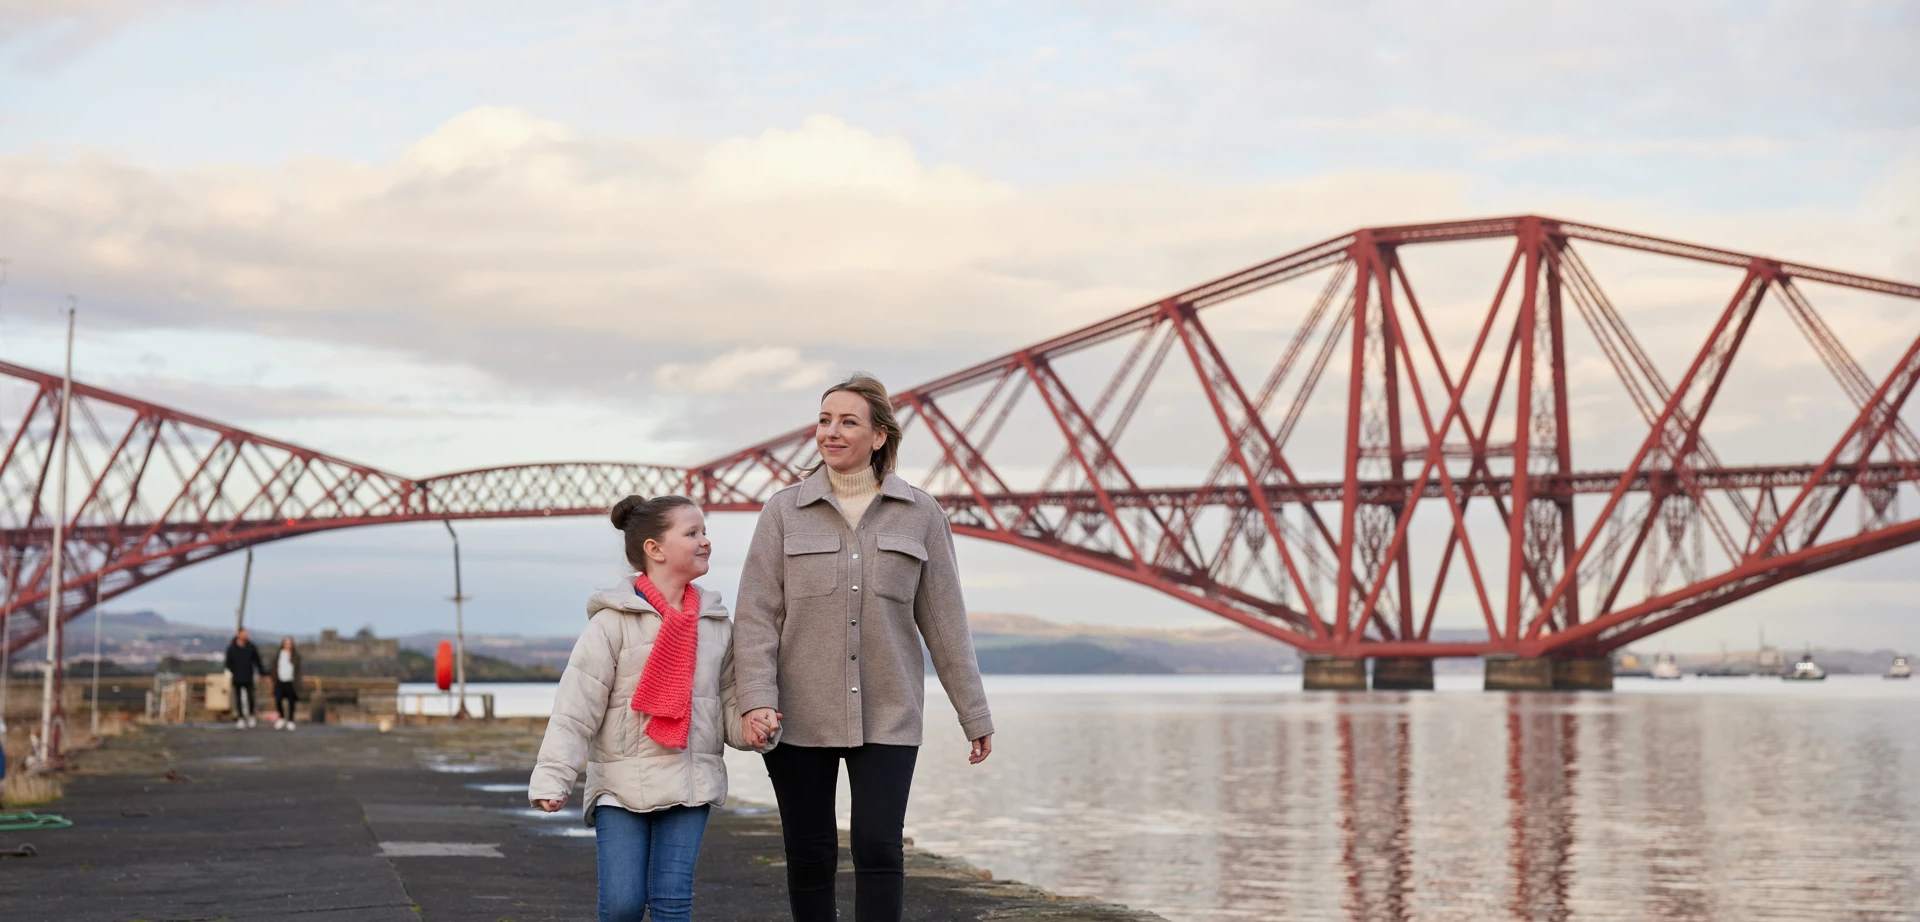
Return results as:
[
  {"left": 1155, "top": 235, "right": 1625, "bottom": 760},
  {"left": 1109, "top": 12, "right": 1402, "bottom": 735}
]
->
[
  {"left": 969, "top": 735, "right": 992, "bottom": 765},
  {"left": 536, "top": 797, "right": 567, "bottom": 813}
]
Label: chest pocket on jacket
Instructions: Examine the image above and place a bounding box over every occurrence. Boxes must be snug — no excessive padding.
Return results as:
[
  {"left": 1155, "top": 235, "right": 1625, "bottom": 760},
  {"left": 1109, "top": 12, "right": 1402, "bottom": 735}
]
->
[
  {"left": 784, "top": 533, "right": 841, "bottom": 599},
  {"left": 873, "top": 533, "right": 927, "bottom": 603}
]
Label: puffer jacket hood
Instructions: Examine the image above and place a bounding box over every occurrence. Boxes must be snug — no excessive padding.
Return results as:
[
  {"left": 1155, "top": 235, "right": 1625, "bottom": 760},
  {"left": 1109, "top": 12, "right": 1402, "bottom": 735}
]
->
[{"left": 529, "top": 581, "right": 772, "bottom": 826}]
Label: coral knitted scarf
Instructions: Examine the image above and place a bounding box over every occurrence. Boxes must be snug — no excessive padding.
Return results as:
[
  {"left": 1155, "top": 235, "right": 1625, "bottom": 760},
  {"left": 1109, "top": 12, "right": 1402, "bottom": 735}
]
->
[{"left": 628, "top": 574, "right": 701, "bottom": 750}]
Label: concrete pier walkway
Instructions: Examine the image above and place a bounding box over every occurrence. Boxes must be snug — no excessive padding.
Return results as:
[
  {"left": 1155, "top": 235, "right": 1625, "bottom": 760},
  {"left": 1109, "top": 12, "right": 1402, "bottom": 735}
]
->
[{"left": 0, "top": 724, "right": 1158, "bottom": 922}]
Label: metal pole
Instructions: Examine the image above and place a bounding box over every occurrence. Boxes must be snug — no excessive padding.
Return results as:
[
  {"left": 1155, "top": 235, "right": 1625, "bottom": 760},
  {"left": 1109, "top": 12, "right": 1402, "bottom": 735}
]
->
[
  {"left": 234, "top": 547, "right": 253, "bottom": 632},
  {"left": 0, "top": 260, "right": 10, "bottom": 736},
  {"left": 1, "top": 550, "right": 13, "bottom": 737},
  {"left": 89, "top": 591, "right": 102, "bottom": 736},
  {"left": 37, "top": 302, "right": 74, "bottom": 764},
  {"left": 442, "top": 521, "right": 469, "bottom": 719}
]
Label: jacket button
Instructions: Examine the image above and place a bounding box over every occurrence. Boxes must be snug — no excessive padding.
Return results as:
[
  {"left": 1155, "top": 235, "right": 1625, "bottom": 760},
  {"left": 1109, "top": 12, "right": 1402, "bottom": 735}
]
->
[
  {"left": 852, "top": 553, "right": 859, "bottom": 560},
  {"left": 850, "top": 620, "right": 857, "bottom": 626},
  {"left": 851, "top": 654, "right": 857, "bottom": 661},
  {"left": 851, "top": 687, "right": 859, "bottom": 693},
  {"left": 851, "top": 585, "right": 859, "bottom": 591}
]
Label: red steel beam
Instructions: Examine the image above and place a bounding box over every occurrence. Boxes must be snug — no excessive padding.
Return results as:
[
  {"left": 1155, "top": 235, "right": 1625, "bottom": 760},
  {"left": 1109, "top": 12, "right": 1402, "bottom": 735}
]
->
[{"left": 5, "top": 216, "right": 1918, "bottom": 662}]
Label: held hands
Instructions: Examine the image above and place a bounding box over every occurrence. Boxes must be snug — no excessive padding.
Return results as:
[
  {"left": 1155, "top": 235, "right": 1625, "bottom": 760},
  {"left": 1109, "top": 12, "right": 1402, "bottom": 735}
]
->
[
  {"left": 536, "top": 796, "right": 567, "bottom": 813},
  {"left": 742, "top": 707, "right": 988, "bottom": 762},
  {"left": 742, "top": 707, "right": 783, "bottom": 748}
]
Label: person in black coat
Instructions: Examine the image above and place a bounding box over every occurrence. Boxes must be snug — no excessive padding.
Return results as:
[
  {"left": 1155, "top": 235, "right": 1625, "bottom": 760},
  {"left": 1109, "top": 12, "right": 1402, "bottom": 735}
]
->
[{"left": 224, "top": 628, "right": 268, "bottom": 729}]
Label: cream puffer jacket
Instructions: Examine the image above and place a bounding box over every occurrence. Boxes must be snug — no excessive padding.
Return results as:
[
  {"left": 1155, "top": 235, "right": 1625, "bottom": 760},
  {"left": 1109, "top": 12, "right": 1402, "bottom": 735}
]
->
[{"left": 528, "top": 583, "right": 772, "bottom": 826}]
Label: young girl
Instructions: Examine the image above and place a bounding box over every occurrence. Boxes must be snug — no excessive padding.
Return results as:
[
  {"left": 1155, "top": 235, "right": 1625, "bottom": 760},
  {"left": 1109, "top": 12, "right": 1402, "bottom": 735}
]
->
[{"left": 530, "top": 494, "right": 778, "bottom": 922}]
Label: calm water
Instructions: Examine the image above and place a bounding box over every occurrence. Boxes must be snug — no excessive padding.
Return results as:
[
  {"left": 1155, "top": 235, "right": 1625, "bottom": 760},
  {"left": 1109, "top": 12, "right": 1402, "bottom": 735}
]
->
[{"left": 407, "top": 676, "right": 1920, "bottom": 921}]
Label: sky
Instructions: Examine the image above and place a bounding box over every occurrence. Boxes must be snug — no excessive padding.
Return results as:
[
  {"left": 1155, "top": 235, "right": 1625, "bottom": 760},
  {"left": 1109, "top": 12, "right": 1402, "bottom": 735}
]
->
[{"left": 0, "top": 0, "right": 1917, "bottom": 653}]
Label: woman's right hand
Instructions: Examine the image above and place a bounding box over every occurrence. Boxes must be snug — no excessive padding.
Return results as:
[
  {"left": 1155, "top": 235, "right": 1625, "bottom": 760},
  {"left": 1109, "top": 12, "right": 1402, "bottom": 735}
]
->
[
  {"left": 742, "top": 707, "right": 782, "bottom": 748},
  {"left": 535, "top": 797, "right": 567, "bottom": 813}
]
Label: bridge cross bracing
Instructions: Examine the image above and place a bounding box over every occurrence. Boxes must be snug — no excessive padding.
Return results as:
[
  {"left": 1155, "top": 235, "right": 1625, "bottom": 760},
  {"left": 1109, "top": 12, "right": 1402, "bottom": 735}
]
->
[{"left": 3, "top": 215, "right": 1917, "bottom": 660}]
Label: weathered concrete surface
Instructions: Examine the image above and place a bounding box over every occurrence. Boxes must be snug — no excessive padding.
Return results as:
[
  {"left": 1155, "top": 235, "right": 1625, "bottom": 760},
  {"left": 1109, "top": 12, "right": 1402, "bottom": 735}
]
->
[
  {"left": 1369, "top": 657, "right": 1435, "bottom": 690},
  {"left": 1482, "top": 656, "right": 1615, "bottom": 691},
  {"left": 1302, "top": 656, "right": 1368, "bottom": 691},
  {"left": 0, "top": 723, "right": 1161, "bottom": 921},
  {"left": 1483, "top": 656, "right": 1556, "bottom": 691},
  {"left": 1551, "top": 656, "right": 1615, "bottom": 691}
]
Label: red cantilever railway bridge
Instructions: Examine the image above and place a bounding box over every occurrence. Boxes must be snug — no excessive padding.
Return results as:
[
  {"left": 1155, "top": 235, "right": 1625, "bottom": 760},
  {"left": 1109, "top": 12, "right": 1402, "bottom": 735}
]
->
[{"left": 3, "top": 216, "right": 1918, "bottom": 689}]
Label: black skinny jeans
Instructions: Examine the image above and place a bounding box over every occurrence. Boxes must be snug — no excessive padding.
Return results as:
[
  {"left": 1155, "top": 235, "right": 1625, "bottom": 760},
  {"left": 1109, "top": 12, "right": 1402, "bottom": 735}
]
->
[
  {"left": 273, "top": 680, "right": 299, "bottom": 721},
  {"left": 231, "top": 678, "right": 255, "bottom": 719},
  {"left": 762, "top": 743, "right": 918, "bottom": 922}
]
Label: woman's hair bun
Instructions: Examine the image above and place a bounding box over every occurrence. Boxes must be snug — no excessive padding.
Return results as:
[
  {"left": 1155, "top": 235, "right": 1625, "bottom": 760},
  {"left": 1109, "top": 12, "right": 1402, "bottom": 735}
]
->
[{"left": 610, "top": 494, "right": 647, "bottom": 531}]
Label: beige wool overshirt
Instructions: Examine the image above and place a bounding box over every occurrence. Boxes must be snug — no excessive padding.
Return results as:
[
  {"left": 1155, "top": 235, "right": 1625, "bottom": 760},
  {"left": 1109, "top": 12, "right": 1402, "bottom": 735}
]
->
[{"left": 734, "top": 468, "right": 994, "bottom": 748}]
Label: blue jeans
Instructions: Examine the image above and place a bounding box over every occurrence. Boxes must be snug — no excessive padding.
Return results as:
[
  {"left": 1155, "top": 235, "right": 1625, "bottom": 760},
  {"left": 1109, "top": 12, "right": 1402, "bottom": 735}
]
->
[{"left": 594, "top": 803, "right": 710, "bottom": 922}]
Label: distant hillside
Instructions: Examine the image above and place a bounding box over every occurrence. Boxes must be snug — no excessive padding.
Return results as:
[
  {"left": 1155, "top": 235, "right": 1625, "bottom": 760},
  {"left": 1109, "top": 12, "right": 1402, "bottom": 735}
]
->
[
  {"left": 974, "top": 641, "right": 1175, "bottom": 674},
  {"left": 966, "top": 613, "right": 1299, "bottom": 674},
  {"left": 12, "top": 611, "right": 272, "bottom": 665},
  {"left": 25, "top": 610, "right": 1907, "bottom": 679},
  {"left": 397, "top": 648, "right": 560, "bottom": 682},
  {"left": 392, "top": 631, "right": 573, "bottom": 670},
  {"left": 1663, "top": 647, "right": 1911, "bottom": 676}
]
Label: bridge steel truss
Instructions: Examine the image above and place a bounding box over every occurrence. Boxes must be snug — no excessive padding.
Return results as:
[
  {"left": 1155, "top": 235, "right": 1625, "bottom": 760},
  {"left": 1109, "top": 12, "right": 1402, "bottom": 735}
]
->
[{"left": 5, "top": 215, "right": 1919, "bottom": 662}]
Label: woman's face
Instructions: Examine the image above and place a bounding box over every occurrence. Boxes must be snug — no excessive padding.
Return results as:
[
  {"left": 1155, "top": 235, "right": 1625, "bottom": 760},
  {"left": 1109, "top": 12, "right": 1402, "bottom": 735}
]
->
[
  {"left": 281, "top": 637, "right": 293, "bottom": 650},
  {"left": 817, "top": 390, "right": 886, "bottom": 474},
  {"left": 643, "top": 505, "right": 711, "bottom": 581}
]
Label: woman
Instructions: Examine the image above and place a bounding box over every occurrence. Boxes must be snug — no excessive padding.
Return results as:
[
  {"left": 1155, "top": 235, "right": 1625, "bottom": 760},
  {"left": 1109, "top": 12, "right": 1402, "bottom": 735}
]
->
[
  {"left": 271, "top": 635, "right": 301, "bottom": 730},
  {"left": 735, "top": 373, "right": 995, "bottom": 922},
  {"left": 529, "top": 495, "right": 777, "bottom": 922}
]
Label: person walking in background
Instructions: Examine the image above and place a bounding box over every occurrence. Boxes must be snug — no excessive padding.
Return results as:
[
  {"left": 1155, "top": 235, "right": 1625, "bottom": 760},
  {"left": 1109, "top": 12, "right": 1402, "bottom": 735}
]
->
[
  {"left": 734, "top": 373, "right": 995, "bottom": 922},
  {"left": 224, "top": 627, "right": 267, "bottom": 729},
  {"left": 528, "top": 495, "right": 778, "bottom": 922},
  {"left": 272, "top": 636, "right": 302, "bottom": 730}
]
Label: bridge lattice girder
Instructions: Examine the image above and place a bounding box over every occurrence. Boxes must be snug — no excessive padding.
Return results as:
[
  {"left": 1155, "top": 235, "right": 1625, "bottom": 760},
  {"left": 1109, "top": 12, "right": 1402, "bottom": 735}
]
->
[{"left": 5, "top": 215, "right": 1919, "bottom": 659}]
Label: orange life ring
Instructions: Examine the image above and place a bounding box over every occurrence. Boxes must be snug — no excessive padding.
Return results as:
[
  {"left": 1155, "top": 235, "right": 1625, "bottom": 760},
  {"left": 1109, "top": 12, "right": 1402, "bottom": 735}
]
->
[{"left": 435, "top": 640, "right": 454, "bottom": 691}]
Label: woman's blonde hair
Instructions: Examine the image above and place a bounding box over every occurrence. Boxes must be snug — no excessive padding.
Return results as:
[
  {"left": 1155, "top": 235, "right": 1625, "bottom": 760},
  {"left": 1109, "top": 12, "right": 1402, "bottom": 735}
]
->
[{"left": 809, "top": 373, "right": 903, "bottom": 478}]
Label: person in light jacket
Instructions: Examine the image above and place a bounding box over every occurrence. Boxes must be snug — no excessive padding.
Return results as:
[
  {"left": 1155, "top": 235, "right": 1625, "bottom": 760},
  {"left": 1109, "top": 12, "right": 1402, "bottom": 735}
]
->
[
  {"left": 734, "top": 373, "right": 995, "bottom": 922},
  {"left": 271, "top": 635, "right": 302, "bottom": 730},
  {"left": 529, "top": 495, "right": 778, "bottom": 922}
]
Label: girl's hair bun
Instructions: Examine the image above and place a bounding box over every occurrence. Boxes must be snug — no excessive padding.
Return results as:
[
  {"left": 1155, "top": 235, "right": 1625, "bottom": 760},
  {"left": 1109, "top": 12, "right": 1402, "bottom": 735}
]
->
[
  {"left": 608, "top": 494, "right": 699, "bottom": 572},
  {"left": 610, "top": 494, "right": 647, "bottom": 531}
]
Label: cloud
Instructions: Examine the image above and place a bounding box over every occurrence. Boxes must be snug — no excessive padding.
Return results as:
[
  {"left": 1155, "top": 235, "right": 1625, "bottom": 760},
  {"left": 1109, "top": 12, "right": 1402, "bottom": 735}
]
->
[
  {"left": 1134, "top": 0, "right": 1920, "bottom": 137},
  {"left": 102, "top": 375, "right": 465, "bottom": 423},
  {"left": 652, "top": 346, "right": 831, "bottom": 395},
  {"left": 0, "top": 107, "right": 1476, "bottom": 391},
  {"left": 0, "top": 107, "right": 1915, "bottom": 450},
  {"left": 0, "top": 0, "right": 208, "bottom": 69}
]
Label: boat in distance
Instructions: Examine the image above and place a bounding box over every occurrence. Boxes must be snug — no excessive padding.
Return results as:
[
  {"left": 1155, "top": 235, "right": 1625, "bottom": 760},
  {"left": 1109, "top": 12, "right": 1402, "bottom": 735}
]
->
[{"left": 1784, "top": 651, "right": 1827, "bottom": 682}]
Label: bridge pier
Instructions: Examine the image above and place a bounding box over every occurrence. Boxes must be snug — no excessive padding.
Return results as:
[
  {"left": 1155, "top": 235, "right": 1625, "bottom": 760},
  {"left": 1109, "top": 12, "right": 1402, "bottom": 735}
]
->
[
  {"left": 1551, "top": 656, "right": 1614, "bottom": 691},
  {"left": 1483, "top": 656, "right": 1554, "bottom": 691},
  {"left": 1302, "top": 656, "right": 1368, "bottom": 691},
  {"left": 1483, "top": 656, "right": 1615, "bottom": 691},
  {"left": 1369, "top": 657, "right": 1434, "bottom": 690}
]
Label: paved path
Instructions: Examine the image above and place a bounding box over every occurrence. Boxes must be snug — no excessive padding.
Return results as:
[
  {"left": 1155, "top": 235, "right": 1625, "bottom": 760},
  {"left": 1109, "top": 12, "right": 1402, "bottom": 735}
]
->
[{"left": 0, "top": 724, "right": 1159, "bottom": 921}]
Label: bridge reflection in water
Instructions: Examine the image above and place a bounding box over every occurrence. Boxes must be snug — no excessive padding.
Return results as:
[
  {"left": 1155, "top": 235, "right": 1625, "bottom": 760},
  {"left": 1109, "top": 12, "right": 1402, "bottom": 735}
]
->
[{"left": 744, "top": 677, "right": 1919, "bottom": 921}]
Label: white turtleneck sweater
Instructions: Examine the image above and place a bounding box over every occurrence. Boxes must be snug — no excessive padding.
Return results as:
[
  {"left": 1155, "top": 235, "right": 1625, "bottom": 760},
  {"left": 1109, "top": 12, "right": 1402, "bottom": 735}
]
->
[{"left": 826, "top": 465, "right": 880, "bottom": 530}]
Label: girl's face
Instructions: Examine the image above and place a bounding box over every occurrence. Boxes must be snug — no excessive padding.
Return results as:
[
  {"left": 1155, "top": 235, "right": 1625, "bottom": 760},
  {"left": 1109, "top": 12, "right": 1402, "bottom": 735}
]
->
[
  {"left": 643, "top": 505, "right": 711, "bottom": 581},
  {"left": 816, "top": 390, "right": 886, "bottom": 475},
  {"left": 282, "top": 638, "right": 293, "bottom": 650}
]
